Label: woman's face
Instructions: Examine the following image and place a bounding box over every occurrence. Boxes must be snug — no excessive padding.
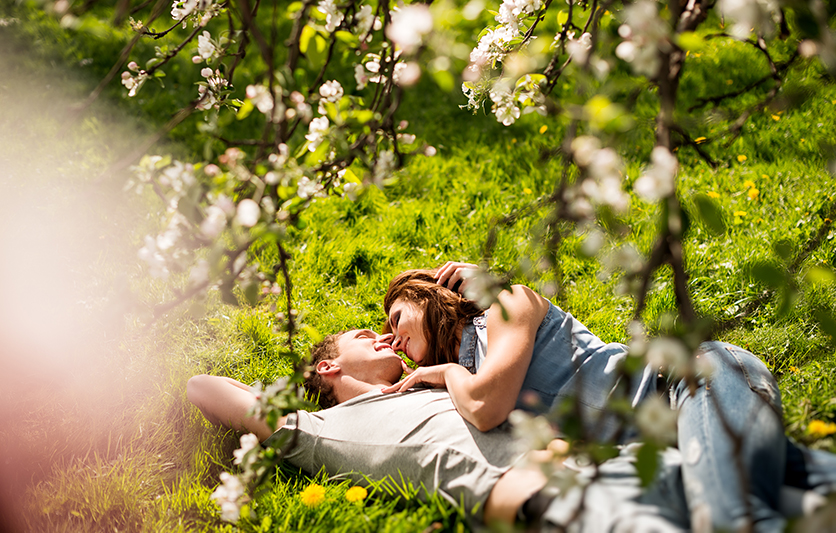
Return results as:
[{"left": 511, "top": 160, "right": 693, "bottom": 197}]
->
[{"left": 388, "top": 298, "right": 428, "bottom": 364}]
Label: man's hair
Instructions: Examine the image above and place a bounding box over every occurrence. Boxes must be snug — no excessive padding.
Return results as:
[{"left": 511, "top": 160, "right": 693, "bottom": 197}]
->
[
  {"left": 304, "top": 333, "right": 343, "bottom": 409},
  {"left": 383, "top": 267, "right": 483, "bottom": 367}
]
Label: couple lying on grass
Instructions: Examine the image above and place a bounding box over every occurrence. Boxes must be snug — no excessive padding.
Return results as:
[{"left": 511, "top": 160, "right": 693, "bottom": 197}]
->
[{"left": 188, "top": 262, "right": 836, "bottom": 531}]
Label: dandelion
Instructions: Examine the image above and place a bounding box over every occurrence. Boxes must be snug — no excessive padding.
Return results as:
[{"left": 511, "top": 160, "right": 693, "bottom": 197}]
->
[
  {"left": 743, "top": 179, "right": 756, "bottom": 188},
  {"left": 771, "top": 114, "right": 780, "bottom": 121},
  {"left": 807, "top": 420, "right": 836, "bottom": 439},
  {"left": 539, "top": 125, "right": 548, "bottom": 134},
  {"left": 299, "top": 484, "right": 326, "bottom": 506},
  {"left": 345, "top": 486, "right": 368, "bottom": 502},
  {"left": 748, "top": 188, "right": 759, "bottom": 200},
  {"left": 523, "top": 187, "right": 532, "bottom": 194},
  {"left": 788, "top": 366, "right": 799, "bottom": 374},
  {"left": 737, "top": 154, "right": 748, "bottom": 162},
  {"left": 734, "top": 210, "right": 747, "bottom": 217},
  {"left": 707, "top": 191, "right": 720, "bottom": 199},
  {"left": 694, "top": 137, "right": 707, "bottom": 144}
]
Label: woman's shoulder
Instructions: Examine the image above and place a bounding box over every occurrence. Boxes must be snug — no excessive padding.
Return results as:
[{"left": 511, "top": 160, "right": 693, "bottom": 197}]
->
[{"left": 491, "top": 285, "right": 550, "bottom": 325}]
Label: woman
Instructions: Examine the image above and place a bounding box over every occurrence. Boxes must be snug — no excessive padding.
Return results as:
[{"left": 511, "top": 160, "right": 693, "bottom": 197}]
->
[{"left": 381, "top": 262, "right": 836, "bottom": 532}]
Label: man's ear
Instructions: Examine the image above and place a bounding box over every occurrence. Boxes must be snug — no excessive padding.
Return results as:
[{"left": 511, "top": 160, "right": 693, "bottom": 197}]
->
[{"left": 316, "top": 359, "right": 340, "bottom": 376}]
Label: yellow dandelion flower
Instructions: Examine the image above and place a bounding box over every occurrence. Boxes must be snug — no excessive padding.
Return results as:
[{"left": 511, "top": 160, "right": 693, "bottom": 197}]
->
[
  {"left": 788, "top": 366, "right": 799, "bottom": 374},
  {"left": 734, "top": 211, "right": 747, "bottom": 217},
  {"left": 707, "top": 191, "right": 720, "bottom": 199},
  {"left": 345, "top": 486, "right": 368, "bottom": 503},
  {"left": 512, "top": 138, "right": 517, "bottom": 144},
  {"left": 523, "top": 187, "right": 532, "bottom": 194},
  {"left": 801, "top": 138, "right": 806, "bottom": 143},
  {"left": 761, "top": 174, "right": 769, "bottom": 179},
  {"left": 726, "top": 79, "right": 734, "bottom": 85},
  {"left": 771, "top": 114, "right": 780, "bottom": 121},
  {"left": 539, "top": 125, "right": 548, "bottom": 134},
  {"left": 695, "top": 53, "right": 702, "bottom": 58},
  {"left": 748, "top": 188, "right": 759, "bottom": 200},
  {"left": 743, "top": 179, "right": 755, "bottom": 189},
  {"left": 300, "top": 484, "right": 326, "bottom": 507},
  {"left": 737, "top": 155, "right": 748, "bottom": 162},
  {"left": 807, "top": 420, "right": 836, "bottom": 439},
  {"left": 694, "top": 137, "right": 707, "bottom": 144}
]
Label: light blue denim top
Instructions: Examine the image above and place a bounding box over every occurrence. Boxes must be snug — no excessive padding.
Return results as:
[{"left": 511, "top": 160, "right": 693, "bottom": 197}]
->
[{"left": 458, "top": 302, "right": 655, "bottom": 441}]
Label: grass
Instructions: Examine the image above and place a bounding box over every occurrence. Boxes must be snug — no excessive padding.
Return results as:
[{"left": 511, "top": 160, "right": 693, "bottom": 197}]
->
[{"left": 2, "top": 5, "right": 836, "bottom": 532}]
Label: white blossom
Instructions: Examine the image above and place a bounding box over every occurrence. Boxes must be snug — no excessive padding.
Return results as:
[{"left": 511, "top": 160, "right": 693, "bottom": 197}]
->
[
  {"left": 296, "top": 176, "right": 321, "bottom": 199},
  {"left": 354, "top": 63, "right": 369, "bottom": 90},
  {"left": 645, "top": 337, "right": 689, "bottom": 374},
  {"left": 201, "top": 205, "right": 227, "bottom": 238},
  {"left": 235, "top": 199, "right": 261, "bottom": 227},
  {"left": 121, "top": 71, "right": 147, "bottom": 97},
  {"left": 386, "top": 5, "right": 433, "bottom": 54},
  {"left": 318, "top": 0, "right": 344, "bottom": 32},
  {"left": 246, "top": 84, "right": 275, "bottom": 114},
  {"left": 319, "top": 80, "right": 343, "bottom": 101},
  {"left": 343, "top": 182, "right": 361, "bottom": 201},
  {"left": 372, "top": 150, "right": 396, "bottom": 186},
  {"left": 566, "top": 32, "right": 593, "bottom": 64},
  {"left": 490, "top": 83, "right": 520, "bottom": 126},
  {"left": 636, "top": 396, "right": 678, "bottom": 445},
  {"left": 232, "top": 433, "right": 260, "bottom": 466},
  {"left": 462, "top": 267, "right": 503, "bottom": 309},
  {"left": 197, "top": 31, "right": 216, "bottom": 60},
  {"left": 615, "top": 0, "right": 668, "bottom": 77},
  {"left": 718, "top": 0, "right": 780, "bottom": 39},
  {"left": 509, "top": 410, "right": 556, "bottom": 454},
  {"left": 305, "top": 116, "right": 329, "bottom": 151},
  {"left": 354, "top": 4, "right": 381, "bottom": 41},
  {"left": 633, "top": 146, "right": 678, "bottom": 202},
  {"left": 211, "top": 472, "right": 245, "bottom": 522},
  {"left": 571, "top": 136, "right": 601, "bottom": 167},
  {"left": 138, "top": 235, "right": 169, "bottom": 279}
]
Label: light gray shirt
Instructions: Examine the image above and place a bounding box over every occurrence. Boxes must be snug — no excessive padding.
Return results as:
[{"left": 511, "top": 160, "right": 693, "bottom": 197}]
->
[{"left": 265, "top": 388, "right": 522, "bottom": 520}]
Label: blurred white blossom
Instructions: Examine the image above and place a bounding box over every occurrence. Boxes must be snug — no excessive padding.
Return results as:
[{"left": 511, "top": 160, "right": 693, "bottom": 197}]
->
[
  {"left": 354, "top": 4, "right": 381, "bottom": 41},
  {"left": 235, "top": 199, "right": 261, "bottom": 227},
  {"left": 372, "top": 150, "right": 396, "bottom": 186},
  {"left": 387, "top": 5, "right": 433, "bottom": 54},
  {"left": 633, "top": 146, "right": 678, "bottom": 202},
  {"left": 201, "top": 205, "right": 227, "bottom": 238},
  {"left": 615, "top": 0, "right": 668, "bottom": 77},
  {"left": 636, "top": 396, "right": 678, "bottom": 445},
  {"left": 645, "top": 337, "right": 689, "bottom": 374},
  {"left": 718, "top": 0, "right": 780, "bottom": 39},
  {"left": 211, "top": 472, "right": 246, "bottom": 522},
  {"left": 566, "top": 32, "right": 593, "bottom": 64},
  {"left": 490, "top": 83, "right": 520, "bottom": 126},
  {"left": 509, "top": 410, "right": 556, "bottom": 453}
]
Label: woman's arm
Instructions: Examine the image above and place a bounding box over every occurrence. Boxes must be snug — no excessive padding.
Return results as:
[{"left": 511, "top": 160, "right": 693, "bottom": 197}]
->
[
  {"left": 382, "top": 285, "right": 549, "bottom": 431},
  {"left": 187, "top": 374, "right": 286, "bottom": 441}
]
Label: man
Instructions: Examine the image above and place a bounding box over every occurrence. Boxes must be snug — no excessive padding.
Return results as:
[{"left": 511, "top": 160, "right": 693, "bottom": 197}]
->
[{"left": 187, "top": 330, "right": 828, "bottom": 531}]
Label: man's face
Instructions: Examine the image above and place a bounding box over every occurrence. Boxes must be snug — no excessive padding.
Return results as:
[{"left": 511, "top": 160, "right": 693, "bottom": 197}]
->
[{"left": 335, "top": 329, "right": 405, "bottom": 384}]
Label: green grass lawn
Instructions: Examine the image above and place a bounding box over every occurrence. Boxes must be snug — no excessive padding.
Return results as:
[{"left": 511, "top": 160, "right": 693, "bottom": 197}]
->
[{"left": 2, "top": 6, "right": 836, "bottom": 532}]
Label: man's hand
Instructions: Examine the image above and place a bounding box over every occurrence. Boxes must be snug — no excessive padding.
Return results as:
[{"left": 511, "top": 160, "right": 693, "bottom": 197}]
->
[{"left": 436, "top": 261, "right": 478, "bottom": 294}]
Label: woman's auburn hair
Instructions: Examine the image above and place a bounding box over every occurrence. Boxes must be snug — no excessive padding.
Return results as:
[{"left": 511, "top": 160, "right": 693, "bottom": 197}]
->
[{"left": 383, "top": 267, "right": 484, "bottom": 367}]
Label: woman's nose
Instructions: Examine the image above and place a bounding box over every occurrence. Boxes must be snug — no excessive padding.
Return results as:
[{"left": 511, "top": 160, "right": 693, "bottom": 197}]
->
[{"left": 391, "top": 335, "right": 402, "bottom": 350}]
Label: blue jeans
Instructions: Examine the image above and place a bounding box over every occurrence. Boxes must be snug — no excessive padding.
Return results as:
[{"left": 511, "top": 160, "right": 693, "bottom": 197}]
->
[{"left": 672, "top": 342, "right": 836, "bottom": 532}]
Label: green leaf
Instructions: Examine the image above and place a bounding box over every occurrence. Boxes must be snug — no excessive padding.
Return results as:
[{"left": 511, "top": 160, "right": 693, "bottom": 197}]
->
[
  {"left": 749, "top": 261, "right": 785, "bottom": 288},
  {"left": 299, "top": 25, "right": 316, "bottom": 54},
  {"left": 237, "top": 99, "right": 254, "bottom": 120},
  {"left": 334, "top": 30, "right": 359, "bottom": 46},
  {"left": 772, "top": 239, "right": 794, "bottom": 261},
  {"left": 432, "top": 69, "right": 454, "bottom": 93},
  {"left": 678, "top": 32, "right": 704, "bottom": 52},
  {"left": 805, "top": 266, "right": 836, "bottom": 284},
  {"left": 557, "top": 10, "right": 569, "bottom": 27},
  {"left": 815, "top": 309, "right": 836, "bottom": 342},
  {"left": 635, "top": 442, "right": 659, "bottom": 487},
  {"left": 692, "top": 193, "right": 727, "bottom": 235}
]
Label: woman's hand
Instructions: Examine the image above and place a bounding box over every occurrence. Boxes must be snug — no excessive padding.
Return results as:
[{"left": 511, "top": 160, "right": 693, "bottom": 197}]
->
[
  {"left": 436, "top": 261, "right": 478, "bottom": 294},
  {"left": 381, "top": 364, "right": 457, "bottom": 393}
]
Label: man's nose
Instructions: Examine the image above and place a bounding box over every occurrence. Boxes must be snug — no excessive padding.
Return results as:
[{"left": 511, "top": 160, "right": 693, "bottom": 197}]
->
[{"left": 377, "top": 332, "right": 394, "bottom": 344}]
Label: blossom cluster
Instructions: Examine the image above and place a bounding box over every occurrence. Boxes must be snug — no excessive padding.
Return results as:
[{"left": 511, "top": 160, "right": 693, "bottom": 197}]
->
[
  {"left": 614, "top": 0, "right": 670, "bottom": 78},
  {"left": 565, "top": 136, "right": 630, "bottom": 219}
]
